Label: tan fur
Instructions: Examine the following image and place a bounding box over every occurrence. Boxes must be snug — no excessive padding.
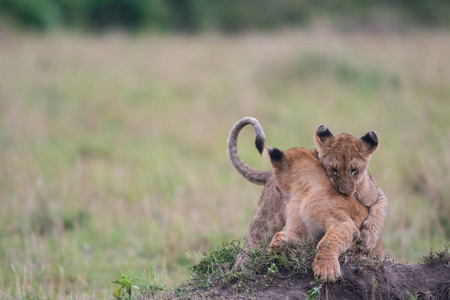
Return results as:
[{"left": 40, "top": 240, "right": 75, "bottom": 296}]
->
[
  {"left": 268, "top": 147, "right": 377, "bottom": 281},
  {"left": 229, "top": 118, "right": 387, "bottom": 269}
]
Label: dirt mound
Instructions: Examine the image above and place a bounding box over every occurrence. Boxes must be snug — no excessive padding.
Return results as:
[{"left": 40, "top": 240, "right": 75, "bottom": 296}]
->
[
  {"left": 169, "top": 240, "right": 450, "bottom": 300},
  {"left": 218, "top": 261, "right": 450, "bottom": 299}
]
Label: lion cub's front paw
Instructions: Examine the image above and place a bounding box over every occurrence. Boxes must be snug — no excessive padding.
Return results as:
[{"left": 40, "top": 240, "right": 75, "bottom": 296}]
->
[
  {"left": 269, "top": 232, "right": 288, "bottom": 253},
  {"left": 312, "top": 254, "right": 341, "bottom": 282},
  {"left": 359, "top": 221, "right": 380, "bottom": 254}
]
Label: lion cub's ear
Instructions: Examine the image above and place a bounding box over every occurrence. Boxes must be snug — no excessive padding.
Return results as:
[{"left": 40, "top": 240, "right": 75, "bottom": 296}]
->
[
  {"left": 268, "top": 147, "right": 284, "bottom": 167},
  {"left": 314, "top": 124, "right": 334, "bottom": 149},
  {"left": 359, "top": 130, "right": 379, "bottom": 155}
]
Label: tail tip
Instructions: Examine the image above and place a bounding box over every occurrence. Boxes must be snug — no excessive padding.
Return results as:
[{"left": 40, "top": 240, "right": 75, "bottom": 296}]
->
[{"left": 255, "top": 136, "right": 265, "bottom": 155}]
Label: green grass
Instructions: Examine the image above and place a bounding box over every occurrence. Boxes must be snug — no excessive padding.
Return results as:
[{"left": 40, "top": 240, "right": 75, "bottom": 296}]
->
[
  {"left": 419, "top": 242, "right": 450, "bottom": 265},
  {"left": 0, "top": 24, "right": 450, "bottom": 298},
  {"left": 167, "top": 238, "right": 384, "bottom": 299},
  {"left": 173, "top": 239, "right": 317, "bottom": 299}
]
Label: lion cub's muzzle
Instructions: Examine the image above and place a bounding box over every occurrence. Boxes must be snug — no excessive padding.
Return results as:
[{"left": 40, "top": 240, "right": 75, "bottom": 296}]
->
[
  {"left": 335, "top": 183, "right": 356, "bottom": 196},
  {"left": 329, "top": 178, "right": 355, "bottom": 196},
  {"left": 338, "top": 188, "right": 355, "bottom": 196}
]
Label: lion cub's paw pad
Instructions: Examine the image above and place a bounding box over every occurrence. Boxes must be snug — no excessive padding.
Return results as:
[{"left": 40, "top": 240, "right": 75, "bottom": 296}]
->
[
  {"left": 312, "top": 256, "right": 341, "bottom": 282},
  {"left": 269, "top": 232, "right": 288, "bottom": 253}
]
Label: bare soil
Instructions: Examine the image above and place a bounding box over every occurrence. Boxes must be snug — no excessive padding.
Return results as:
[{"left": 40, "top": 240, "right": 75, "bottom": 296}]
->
[{"left": 216, "top": 261, "right": 450, "bottom": 300}]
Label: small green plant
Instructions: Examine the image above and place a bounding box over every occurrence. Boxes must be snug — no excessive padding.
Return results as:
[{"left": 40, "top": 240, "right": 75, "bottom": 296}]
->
[
  {"left": 111, "top": 265, "right": 166, "bottom": 299},
  {"left": 407, "top": 294, "right": 418, "bottom": 300},
  {"left": 267, "top": 262, "right": 278, "bottom": 275},
  {"left": 112, "top": 274, "right": 139, "bottom": 300},
  {"left": 305, "top": 279, "right": 322, "bottom": 300}
]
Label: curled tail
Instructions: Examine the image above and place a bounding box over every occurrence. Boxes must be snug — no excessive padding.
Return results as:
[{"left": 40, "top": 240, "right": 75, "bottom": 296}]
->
[{"left": 227, "top": 117, "right": 271, "bottom": 186}]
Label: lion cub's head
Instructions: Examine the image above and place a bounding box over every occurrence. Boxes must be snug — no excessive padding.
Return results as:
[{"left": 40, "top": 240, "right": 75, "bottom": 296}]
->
[{"left": 314, "top": 125, "right": 379, "bottom": 196}]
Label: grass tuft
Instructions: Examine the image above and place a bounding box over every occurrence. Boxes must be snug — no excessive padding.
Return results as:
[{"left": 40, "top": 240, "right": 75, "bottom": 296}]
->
[
  {"left": 173, "top": 238, "right": 315, "bottom": 298},
  {"left": 172, "top": 238, "right": 384, "bottom": 299},
  {"left": 419, "top": 242, "right": 450, "bottom": 265}
]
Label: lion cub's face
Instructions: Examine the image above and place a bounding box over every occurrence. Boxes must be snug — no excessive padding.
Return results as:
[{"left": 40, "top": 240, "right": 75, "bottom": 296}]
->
[{"left": 314, "top": 125, "right": 379, "bottom": 196}]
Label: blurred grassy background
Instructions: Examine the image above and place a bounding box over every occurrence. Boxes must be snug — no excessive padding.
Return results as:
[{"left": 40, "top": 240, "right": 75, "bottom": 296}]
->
[{"left": 0, "top": 2, "right": 450, "bottom": 299}]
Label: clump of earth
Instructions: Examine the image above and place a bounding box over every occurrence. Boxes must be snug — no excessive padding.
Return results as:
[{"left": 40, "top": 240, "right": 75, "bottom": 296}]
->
[
  {"left": 167, "top": 240, "right": 450, "bottom": 300},
  {"left": 218, "top": 259, "right": 450, "bottom": 299}
]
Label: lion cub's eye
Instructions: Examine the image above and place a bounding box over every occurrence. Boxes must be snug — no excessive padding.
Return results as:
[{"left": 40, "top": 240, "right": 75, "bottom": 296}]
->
[
  {"left": 351, "top": 168, "right": 358, "bottom": 175},
  {"left": 329, "top": 167, "right": 338, "bottom": 174}
]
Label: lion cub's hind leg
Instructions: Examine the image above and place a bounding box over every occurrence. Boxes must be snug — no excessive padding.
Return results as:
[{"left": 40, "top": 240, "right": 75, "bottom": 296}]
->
[{"left": 234, "top": 181, "right": 286, "bottom": 269}]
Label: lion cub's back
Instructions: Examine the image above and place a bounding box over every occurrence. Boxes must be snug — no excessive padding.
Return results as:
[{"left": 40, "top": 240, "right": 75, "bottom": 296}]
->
[{"left": 288, "top": 147, "right": 334, "bottom": 190}]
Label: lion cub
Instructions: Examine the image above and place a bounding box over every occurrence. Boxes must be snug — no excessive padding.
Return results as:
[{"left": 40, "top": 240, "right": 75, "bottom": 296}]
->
[
  {"left": 267, "top": 146, "right": 369, "bottom": 281},
  {"left": 228, "top": 117, "right": 387, "bottom": 268},
  {"left": 314, "top": 125, "right": 387, "bottom": 255}
]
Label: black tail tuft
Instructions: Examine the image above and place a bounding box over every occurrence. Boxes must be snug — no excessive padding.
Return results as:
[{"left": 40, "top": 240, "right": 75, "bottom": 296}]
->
[{"left": 255, "top": 136, "right": 265, "bottom": 155}]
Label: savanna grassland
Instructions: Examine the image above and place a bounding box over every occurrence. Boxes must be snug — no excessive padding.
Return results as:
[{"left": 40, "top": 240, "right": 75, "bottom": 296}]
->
[{"left": 1, "top": 23, "right": 450, "bottom": 298}]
